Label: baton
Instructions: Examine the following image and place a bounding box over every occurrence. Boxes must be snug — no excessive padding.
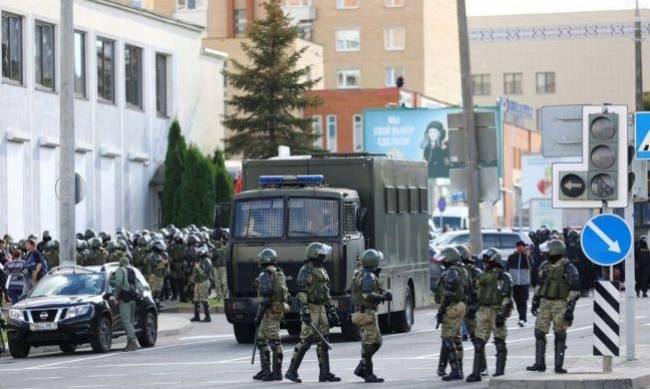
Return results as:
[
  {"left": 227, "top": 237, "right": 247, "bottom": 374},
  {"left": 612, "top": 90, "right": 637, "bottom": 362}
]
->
[{"left": 308, "top": 322, "right": 332, "bottom": 350}]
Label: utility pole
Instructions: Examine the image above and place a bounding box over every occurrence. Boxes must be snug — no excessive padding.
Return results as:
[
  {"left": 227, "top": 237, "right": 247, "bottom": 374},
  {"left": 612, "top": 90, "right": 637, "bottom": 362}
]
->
[
  {"left": 456, "top": 0, "right": 482, "bottom": 253},
  {"left": 625, "top": 0, "right": 643, "bottom": 362},
  {"left": 59, "top": 0, "right": 76, "bottom": 266}
]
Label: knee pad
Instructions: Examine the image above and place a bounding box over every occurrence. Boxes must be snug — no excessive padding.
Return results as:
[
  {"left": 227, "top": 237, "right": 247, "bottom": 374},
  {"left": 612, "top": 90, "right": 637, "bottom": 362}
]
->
[
  {"left": 442, "top": 338, "right": 456, "bottom": 351},
  {"left": 534, "top": 329, "right": 547, "bottom": 342},
  {"left": 473, "top": 338, "right": 486, "bottom": 353},
  {"left": 269, "top": 339, "right": 282, "bottom": 353},
  {"left": 494, "top": 337, "right": 506, "bottom": 352},
  {"left": 554, "top": 331, "right": 567, "bottom": 342}
]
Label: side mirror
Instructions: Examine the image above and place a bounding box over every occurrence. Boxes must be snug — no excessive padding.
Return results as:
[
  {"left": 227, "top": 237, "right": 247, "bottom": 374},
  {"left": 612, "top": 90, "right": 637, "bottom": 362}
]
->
[{"left": 356, "top": 207, "right": 368, "bottom": 232}]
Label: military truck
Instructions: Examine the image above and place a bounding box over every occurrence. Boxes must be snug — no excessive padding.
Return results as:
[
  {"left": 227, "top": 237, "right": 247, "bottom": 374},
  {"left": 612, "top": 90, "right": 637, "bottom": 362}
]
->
[{"left": 222, "top": 155, "right": 430, "bottom": 343}]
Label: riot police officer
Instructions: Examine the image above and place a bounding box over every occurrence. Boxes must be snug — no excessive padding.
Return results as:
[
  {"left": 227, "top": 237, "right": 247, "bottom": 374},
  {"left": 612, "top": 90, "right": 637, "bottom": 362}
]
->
[
  {"left": 285, "top": 242, "right": 341, "bottom": 383},
  {"left": 190, "top": 246, "right": 213, "bottom": 322},
  {"left": 43, "top": 240, "right": 60, "bottom": 268},
  {"left": 457, "top": 244, "right": 484, "bottom": 375},
  {"left": 169, "top": 233, "right": 186, "bottom": 301},
  {"left": 527, "top": 239, "right": 580, "bottom": 374},
  {"left": 148, "top": 240, "right": 170, "bottom": 309},
  {"left": 88, "top": 237, "right": 108, "bottom": 266},
  {"left": 253, "top": 248, "right": 289, "bottom": 382},
  {"left": 435, "top": 246, "right": 468, "bottom": 381},
  {"left": 351, "top": 249, "right": 392, "bottom": 383},
  {"left": 466, "top": 248, "right": 513, "bottom": 382}
]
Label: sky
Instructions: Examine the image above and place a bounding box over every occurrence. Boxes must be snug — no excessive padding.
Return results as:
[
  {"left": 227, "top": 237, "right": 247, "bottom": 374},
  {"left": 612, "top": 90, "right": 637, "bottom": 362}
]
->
[{"left": 467, "top": 0, "right": 646, "bottom": 16}]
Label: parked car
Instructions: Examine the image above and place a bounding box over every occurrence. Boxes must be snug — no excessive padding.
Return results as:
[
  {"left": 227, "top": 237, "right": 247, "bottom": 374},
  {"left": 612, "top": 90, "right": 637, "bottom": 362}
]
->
[
  {"left": 5, "top": 264, "right": 158, "bottom": 358},
  {"left": 432, "top": 229, "right": 533, "bottom": 265}
]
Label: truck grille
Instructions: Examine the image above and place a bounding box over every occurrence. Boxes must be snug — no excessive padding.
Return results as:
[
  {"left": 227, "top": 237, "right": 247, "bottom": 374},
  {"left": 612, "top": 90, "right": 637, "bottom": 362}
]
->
[
  {"left": 30, "top": 309, "right": 58, "bottom": 323},
  {"left": 237, "top": 262, "right": 334, "bottom": 294}
]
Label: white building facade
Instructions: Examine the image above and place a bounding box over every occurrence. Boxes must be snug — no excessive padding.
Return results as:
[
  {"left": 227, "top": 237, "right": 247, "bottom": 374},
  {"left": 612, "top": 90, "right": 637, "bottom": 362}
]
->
[{"left": 0, "top": 0, "right": 227, "bottom": 238}]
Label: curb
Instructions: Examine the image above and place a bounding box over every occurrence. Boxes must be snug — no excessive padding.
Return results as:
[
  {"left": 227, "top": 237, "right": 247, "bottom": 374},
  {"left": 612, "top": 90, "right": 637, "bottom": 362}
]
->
[{"left": 490, "top": 373, "right": 650, "bottom": 389}]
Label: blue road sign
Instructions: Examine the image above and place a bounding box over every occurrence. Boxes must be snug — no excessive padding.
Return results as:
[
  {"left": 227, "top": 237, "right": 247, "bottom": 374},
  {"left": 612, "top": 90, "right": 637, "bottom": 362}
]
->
[
  {"left": 438, "top": 197, "right": 447, "bottom": 213},
  {"left": 580, "top": 214, "right": 633, "bottom": 267},
  {"left": 635, "top": 112, "right": 650, "bottom": 160}
]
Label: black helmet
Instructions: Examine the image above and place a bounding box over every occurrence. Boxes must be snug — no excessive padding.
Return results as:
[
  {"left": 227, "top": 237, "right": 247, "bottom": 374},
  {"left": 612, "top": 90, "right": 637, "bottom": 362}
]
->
[
  {"left": 152, "top": 240, "right": 167, "bottom": 253},
  {"left": 90, "top": 237, "right": 103, "bottom": 249},
  {"left": 306, "top": 242, "right": 332, "bottom": 261},
  {"left": 173, "top": 232, "right": 185, "bottom": 244},
  {"left": 455, "top": 245, "right": 473, "bottom": 263},
  {"left": 547, "top": 239, "right": 566, "bottom": 257},
  {"left": 137, "top": 235, "right": 151, "bottom": 247},
  {"left": 84, "top": 229, "right": 96, "bottom": 240},
  {"left": 106, "top": 240, "right": 119, "bottom": 252},
  {"left": 359, "top": 249, "right": 383, "bottom": 269},
  {"left": 42, "top": 230, "right": 52, "bottom": 241},
  {"left": 480, "top": 247, "right": 502, "bottom": 264},
  {"left": 440, "top": 246, "right": 461, "bottom": 265},
  {"left": 187, "top": 234, "right": 201, "bottom": 246}
]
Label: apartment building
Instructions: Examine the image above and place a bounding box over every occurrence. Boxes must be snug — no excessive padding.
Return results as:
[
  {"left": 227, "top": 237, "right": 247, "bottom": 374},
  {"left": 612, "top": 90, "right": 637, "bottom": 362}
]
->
[
  {"left": 0, "top": 0, "right": 227, "bottom": 236},
  {"left": 469, "top": 9, "right": 650, "bottom": 118}
]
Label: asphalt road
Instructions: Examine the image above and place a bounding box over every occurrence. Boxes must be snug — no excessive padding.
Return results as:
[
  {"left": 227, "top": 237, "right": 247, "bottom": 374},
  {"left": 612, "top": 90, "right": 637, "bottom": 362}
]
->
[{"left": 2, "top": 295, "right": 650, "bottom": 389}]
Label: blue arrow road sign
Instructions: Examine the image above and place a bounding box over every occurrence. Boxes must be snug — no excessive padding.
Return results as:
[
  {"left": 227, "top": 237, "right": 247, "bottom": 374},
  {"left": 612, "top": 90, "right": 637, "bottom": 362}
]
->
[
  {"left": 580, "top": 214, "right": 633, "bottom": 267},
  {"left": 635, "top": 112, "right": 650, "bottom": 160}
]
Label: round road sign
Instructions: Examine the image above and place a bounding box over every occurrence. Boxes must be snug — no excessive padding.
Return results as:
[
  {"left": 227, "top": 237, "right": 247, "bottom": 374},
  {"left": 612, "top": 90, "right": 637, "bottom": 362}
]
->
[
  {"left": 590, "top": 174, "right": 616, "bottom": 198},
  {"left": 560, "top": 174, "right": 585, "bottom": 198}
]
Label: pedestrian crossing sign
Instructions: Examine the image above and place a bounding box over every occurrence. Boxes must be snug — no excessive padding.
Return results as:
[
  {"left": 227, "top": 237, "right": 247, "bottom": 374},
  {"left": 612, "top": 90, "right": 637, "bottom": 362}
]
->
[{"left": 635, "top": 112, "right": 650, "bottom": 160}]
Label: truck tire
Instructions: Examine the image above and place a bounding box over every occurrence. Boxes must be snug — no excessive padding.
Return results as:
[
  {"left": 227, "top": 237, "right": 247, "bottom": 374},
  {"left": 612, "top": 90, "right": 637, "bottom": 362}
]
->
[
  {"left": 8, "top": 337, "right": 30, "bottom": 358},
  {"left": 341, "top": 321, "right": 361, "bottom": 341},
  {"left": 287, "top": 323, "right": 301, "bottom": 337},
  {"left": 233, "top": 323, "right": 256, "bottom": 343},
  {"left": 392, "top": 285, "right": 414, "bottom": 333}
]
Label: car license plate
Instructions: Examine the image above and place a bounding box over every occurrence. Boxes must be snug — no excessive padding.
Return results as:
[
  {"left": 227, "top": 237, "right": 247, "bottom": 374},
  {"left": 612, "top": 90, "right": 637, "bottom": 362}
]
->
[{"left": 30, "top": 322, "right": 58, "bottom": 331}]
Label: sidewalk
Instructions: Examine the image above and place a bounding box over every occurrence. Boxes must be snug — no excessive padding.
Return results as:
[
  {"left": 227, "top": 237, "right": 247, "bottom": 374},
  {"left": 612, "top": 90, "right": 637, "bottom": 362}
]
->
[
  {"left": 490, "top": 345, "right": 650, "bottom": 389},
  {"left": 1, "top": 312, "right": 191, "bottom": 357}
]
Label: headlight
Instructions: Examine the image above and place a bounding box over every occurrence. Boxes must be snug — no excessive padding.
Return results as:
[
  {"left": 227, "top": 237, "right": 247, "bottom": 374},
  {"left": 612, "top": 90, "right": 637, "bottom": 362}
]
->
[
  {"left": 64, "top": 304, "right": 92, "bottom": 320},
  {"left": 9, "top": 309, "right": 24, "bottom": 321}
]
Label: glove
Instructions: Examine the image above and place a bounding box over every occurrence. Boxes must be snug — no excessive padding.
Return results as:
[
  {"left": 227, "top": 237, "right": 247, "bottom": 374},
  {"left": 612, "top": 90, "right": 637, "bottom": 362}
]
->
[
  {"left": 436, "top": 306, "right": 445, "bottom": 324},
  {"left": 563, "top": 309, "right": 574, "bottom": 326},
  {"left": 301, "top": 310, "right": 312, "bottom": 325},
  {"left": 259, "top": 297, "right": 271, "bottom": 310},
  {"left": 327, "top": 307, "right": 341, "bottom": 327},
  {"left": 495, "top": 313, "right": 506, "bottom": 328},
  {"left": 254, "top": 311, "right": 264, "bottom": 327},
  {"left": 531, "top": 296, "right": 540, "bottom": 317},
  {"left": 383, "top": 291, "right": 393, "bottom": 302}
]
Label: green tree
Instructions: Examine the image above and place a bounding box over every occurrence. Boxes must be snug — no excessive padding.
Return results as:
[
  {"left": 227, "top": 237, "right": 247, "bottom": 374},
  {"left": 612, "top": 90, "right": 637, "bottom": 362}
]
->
[
  {"left": 161, "top": 121, "right": 187, "bottom": 226},
  {"left": 177, "top": 146, "right": 216, "bottom": 227},
  {"left": 223, "top": 0, "right": 321, "bottom": 158},
  {"left": 210, "top": 149, "right": 234, "bottom": 227}
]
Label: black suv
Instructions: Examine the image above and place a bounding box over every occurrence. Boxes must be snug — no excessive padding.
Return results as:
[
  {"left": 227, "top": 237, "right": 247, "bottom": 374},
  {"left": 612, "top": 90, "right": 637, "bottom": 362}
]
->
[{"left": 5, "top": 264, "right": 158, "bottom": 358}]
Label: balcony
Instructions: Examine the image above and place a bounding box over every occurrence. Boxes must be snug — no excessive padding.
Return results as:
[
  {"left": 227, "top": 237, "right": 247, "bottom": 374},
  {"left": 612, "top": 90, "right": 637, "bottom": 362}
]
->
[{"left": 282, "top": 5, "right": 316, "bottom": 24}]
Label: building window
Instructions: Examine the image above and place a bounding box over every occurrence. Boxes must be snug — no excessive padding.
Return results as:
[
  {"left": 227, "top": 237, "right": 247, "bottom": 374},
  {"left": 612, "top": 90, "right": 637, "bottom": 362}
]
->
[
  {"left": 234, "top": 9, "right": 247, "bottom": 35},
  {"left": 336, "top": 29, "right": 360, "bottom": 52},
  {"left": 536, "top": 72, "right": 555, "bottom": 94},
  {"left": 125, "top": 45, "right": 143, "bottom": 108},
  {"left": 353, "top": 114, "right": 363, "bottom": 151},
  {"left": 156, "top": 54, "right": 168, "bottom": 116},
  {"left": 385, "top": 66, "right": 405, "bottom": 87},
  {"left": 177, "top": 0, "right": 206, "bottom": 9},
  {"left": 312, "top": 115, "right": 323, "bottom": 148},
  {"left": 337, "top": 0, "right": 359, "bottom": 9},
  {"left": 337, "top": 69, "right": 360, "bottom": 89},
  {"left": 74, "top": 31, "right": 86, "bottom": 97},
  {"left": 327, "top": 115, "right": 337, "bottom": 152},
  {"left": 471, "top": 74, "right": 490, "bottom": 96},
  {"left": 35, "top": 21, "right": 55, "bottom": 91},
  {"left": 503, "top": 72, "right": 523, "bottom": 95},
  {"left": 384, "top": 27, "right": 405, "bottom": 51},
  {"left": 96, "top": 38, "right": 115, "bottom": 102},
  {"left": 385, "top": 0, "right": 404, "bottom": 6},
  {"left": 1, "top": 12, "right": 23, "bottom": 84}
]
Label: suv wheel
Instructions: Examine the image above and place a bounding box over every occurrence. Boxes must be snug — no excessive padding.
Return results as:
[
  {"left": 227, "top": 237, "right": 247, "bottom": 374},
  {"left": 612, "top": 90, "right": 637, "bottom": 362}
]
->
[
  {"left": 91, "top": 316, "right": 113, "bottom": 353},
  {"left": 59, "top": 343, "right": 77, "bottom": 354},
  {"left": 137, "top": 311, "right": 157, "bottom": 348},
  {"left": 8, "top": 337, "right": 30, "bottom": 358}
]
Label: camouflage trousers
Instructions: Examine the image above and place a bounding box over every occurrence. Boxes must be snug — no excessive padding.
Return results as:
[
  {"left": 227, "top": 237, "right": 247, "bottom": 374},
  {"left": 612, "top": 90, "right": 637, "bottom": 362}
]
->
[
  {"left": 193, "top": 280, "right": 210, "bottom": 303},
  {"left": 475, "top": 306, "right": 507, "bottom": 341},
  {"left": 211, "top": 266, "right": 228, "bottom": 300},
  {"left": 148, "top": 275, "right": 164, "bottom": 298},
  {"left": 257, "top": 310, "right": 283, "bottom": 352},
  {"left": 535, "top": 298, "right": 569, "bottom": 334},
  {"left": 300, "top": 304, "right": 329, "bottom": 340},
  {"left": 358, "top": 310, "right": 381, "bottom": 345},
  {"left": 441, "top": 301, "right": 466, "bottom": 339}
]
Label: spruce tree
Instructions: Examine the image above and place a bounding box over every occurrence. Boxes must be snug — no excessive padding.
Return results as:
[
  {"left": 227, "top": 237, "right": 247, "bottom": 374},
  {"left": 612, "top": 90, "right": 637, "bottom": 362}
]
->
[
  {"left": 223, "top": 0, "right": 321, "bottom": 158},
  {"left": 211, "top": 150, "right": 234, "bottom": 227},
  {"left": 177, "top": 146, "right": 216, "bottom": 227},
  {"left": 161, "top": 121, "right": 187, "bottom": 226}
]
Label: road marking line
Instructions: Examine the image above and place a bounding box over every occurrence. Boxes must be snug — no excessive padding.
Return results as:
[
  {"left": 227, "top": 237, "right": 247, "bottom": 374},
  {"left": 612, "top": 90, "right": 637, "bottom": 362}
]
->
[
  {"left": 150, "top": 372, "right": 184, "bottom": 376},
  {"left": 139, "top": 382, "right": 180, "bottom": 386},
  {"left": 84, "top": 374, "right": 126, "bottom": 378},
  {"left": 26, "top": 377, "right": 62, "bottom": 380},
  {"left": 70, "top": 386, "right": 112, "bottom": 388},
  {"left": 178, "top": 335, "right": 233, "bottom": 341}
]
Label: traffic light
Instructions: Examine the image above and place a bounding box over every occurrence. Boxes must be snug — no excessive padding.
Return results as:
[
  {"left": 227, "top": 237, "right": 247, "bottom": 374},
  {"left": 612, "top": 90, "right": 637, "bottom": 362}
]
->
[{"left": 552, "top": 105, "right": 628, "bottom": 208}]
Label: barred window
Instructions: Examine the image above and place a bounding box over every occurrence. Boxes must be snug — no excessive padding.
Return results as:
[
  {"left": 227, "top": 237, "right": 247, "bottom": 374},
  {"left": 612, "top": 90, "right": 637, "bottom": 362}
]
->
[
  {"left": 397, "top": 187, "right": 408, "bottom": 214},
  {"left": 343, "top": 202, "right": 357, "bottom": 235},
  {"left": 408, "top": 188, "right": 418, "bottom": 213},
  {"left": 385, "top": 186, "right": 396, "bottom": 213},
  {"left": 289, "top": 198, "right": 339, "bottom": 238},
  {"left": 418, "top": 187, "right": 428, "bottom": 213},
  {"left": 233, "top": 198, "right": 284, "bottom": 239}
]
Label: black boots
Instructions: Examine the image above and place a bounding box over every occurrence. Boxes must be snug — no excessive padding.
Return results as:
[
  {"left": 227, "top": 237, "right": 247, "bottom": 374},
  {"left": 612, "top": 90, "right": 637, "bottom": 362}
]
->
[
  {"left": 554, "top": 331, "right": 567, "bottom": 374},
  {"left": 263, "top": 342, "right": 283, "bottom": 381},
  {"left": 190, "top": 302, "right": 200, "bottom": 322},
  {"left": 285, "top": 342, "right": 310, "bottom": 383},
  {"left": 317, "top": 344, "right": 342, "bottom": 382},
  {"left": 356, "top": 343, "right": 383, "bottom": 383},
  {"left": 253, "top": 347, "right": 271, "bottom": 380},
  {"left": 202, "top": 302, "right": 211, "bottom": 322},
  {"left": 493, "top": 338, "right": 507, "bottom": 377},
  {"left": 436, "top": 343, "right": 448, "bottom": 377},
  {"left": 442, "top": 339, "right": 463, "bottom": 381},
  {"left": 465, "top": 339, "right": 485, "bottom": 382},
  {"left": 526, "top": 329, "right": 547, "bottom": 372}
]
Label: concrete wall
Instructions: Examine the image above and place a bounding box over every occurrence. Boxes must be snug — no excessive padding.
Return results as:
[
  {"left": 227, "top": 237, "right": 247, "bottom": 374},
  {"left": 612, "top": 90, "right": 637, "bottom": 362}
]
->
[{"left": 0, "top": 0, "right": 226, "bottom": 237}]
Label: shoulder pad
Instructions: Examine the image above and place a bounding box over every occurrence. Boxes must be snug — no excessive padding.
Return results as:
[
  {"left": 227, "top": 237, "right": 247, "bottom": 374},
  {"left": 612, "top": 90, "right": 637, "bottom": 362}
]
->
[
  {"left": 361, "top": 270, "right": 377, "bottom": 293},
  {"left": 445, "top": 267, "right": 461, "bottom": 283},
  {"left": 564, "top": 261, "right": 580, "bottom": 289},
  {"left": 258, "top": 271, "right": 272, "bottom": 296},
  {"left": 296, "top": 265, "right": 311, "bottom": 291}
]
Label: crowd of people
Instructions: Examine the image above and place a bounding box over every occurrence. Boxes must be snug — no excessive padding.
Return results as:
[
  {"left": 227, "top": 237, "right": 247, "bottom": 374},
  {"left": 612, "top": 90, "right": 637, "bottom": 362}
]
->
[{"left": 0, "top": 226, "right": 230, "bottom": 317}]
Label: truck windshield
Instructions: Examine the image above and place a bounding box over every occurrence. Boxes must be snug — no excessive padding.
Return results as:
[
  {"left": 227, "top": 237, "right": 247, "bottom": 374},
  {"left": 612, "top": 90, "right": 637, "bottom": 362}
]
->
[
  {"left": 233, "top": 198, "right": 284, "bottom": 239},
  {"left": 288, "top": 198, "right": 339, "bottom": 238},
  {"left": 433, "top": 216, "right": 463, "bottom": 230}
]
